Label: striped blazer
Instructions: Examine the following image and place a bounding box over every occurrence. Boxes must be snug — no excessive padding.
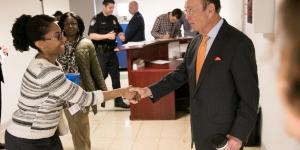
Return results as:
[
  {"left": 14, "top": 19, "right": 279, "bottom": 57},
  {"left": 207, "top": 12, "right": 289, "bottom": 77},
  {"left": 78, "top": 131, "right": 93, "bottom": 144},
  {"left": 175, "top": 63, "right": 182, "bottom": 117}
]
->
[{"left": 7, "top": 57, "right": 103, "bottom": 139}]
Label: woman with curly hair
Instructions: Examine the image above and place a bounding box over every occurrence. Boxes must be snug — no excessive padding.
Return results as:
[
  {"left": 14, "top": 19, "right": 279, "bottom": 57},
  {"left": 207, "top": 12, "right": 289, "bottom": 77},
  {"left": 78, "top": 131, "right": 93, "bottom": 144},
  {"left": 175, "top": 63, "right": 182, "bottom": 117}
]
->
[
  {"left": 5, "top": 14, "right": 138, "bottom": 150},
  {"left": 57, "top": 12, "right": 107, "bottom": 150}
]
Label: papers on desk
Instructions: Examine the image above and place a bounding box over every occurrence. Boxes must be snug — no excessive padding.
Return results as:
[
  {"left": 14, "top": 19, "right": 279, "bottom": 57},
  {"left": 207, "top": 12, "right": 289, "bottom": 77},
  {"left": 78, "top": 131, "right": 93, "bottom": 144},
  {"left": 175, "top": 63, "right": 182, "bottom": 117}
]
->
[
  {"left": 123, "top": 41, "right": 145, "bottom": 47},
  {"left": 156, "top": 38, "right": 172, "bottom": 42},
  {"left": 123, "top": 41, "right": 154, "bottom": 47},
  {"left": 168, "top": 41, "right": 180, "bottom": 59},
  {"left": 151, "top": 60, "right": 171, "bottom": 65}
]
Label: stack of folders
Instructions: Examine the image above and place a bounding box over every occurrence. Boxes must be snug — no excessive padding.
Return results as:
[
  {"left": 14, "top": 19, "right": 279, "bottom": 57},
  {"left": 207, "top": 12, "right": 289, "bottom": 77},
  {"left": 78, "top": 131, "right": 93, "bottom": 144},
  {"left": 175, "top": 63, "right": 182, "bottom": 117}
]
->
[{"left": 132, "top": 58, "right": 145, "bottom": 70}]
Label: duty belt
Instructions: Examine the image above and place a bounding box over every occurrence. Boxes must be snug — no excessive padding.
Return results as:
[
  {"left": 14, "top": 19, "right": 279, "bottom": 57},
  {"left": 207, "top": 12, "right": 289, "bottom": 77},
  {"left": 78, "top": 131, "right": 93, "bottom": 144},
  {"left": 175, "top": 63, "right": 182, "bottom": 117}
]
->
[{"left": 96, "top": 44, "right": 115, "bottom": 53}]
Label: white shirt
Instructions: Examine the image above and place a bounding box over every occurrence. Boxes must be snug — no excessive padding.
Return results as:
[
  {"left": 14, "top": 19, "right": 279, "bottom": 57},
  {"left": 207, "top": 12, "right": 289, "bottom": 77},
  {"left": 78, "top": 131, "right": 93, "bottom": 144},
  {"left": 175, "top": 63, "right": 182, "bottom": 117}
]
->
[{"left": 205, "top": 18, "right": 224, "bottom": 57}]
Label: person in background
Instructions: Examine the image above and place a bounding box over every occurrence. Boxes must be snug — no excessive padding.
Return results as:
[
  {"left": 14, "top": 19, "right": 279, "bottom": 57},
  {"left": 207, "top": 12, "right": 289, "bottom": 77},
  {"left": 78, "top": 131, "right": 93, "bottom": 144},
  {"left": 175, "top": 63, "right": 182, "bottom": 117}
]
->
[
  {"left": 6, "top": 14, "right": 139, "bottom": 150},
  {"left": 180, "top": 13, "right": 195, "bottom": 37},
  {"left": 124, "top": 1, "right": 145, "bottom": 43},
  {"left": 57, "top": 12, "right": 107, "bottom": 150},
  {"left": 131, "top": 0, "right": 259, "bottom": 149},
  {"left": 180, "top": 0, "right": 196, "bottom": 37},
  {"left": 53, "top": 11, "right": 63, "bottom": 21},
  {"left": 151, "top": 8, "right": 182, "bottom": 39},
  {"left": 0, "top": 46, "right": 8, "bottom": 149},
  {"left": 88, "top": 0, "right": 129, "bottom": 109},
  {"left": 277, "top": 0, "right": 300, "bottom": 142}
]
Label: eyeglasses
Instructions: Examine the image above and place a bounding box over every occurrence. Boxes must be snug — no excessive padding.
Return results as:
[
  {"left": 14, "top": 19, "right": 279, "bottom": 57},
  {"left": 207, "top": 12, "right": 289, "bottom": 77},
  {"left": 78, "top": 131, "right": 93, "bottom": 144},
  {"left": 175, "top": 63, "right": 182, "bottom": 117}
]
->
[
  {"left": 184, "top": 8, "right": 193, "bottom": 15},
  {"left": 184, "top": 4, "right": 207, "bottom": 15},
  {"left": 64, "top": 22, "right": 78, "bottom": 27},
  {"left": 43, "top": 31, "right": 64, "bottom": 41}
]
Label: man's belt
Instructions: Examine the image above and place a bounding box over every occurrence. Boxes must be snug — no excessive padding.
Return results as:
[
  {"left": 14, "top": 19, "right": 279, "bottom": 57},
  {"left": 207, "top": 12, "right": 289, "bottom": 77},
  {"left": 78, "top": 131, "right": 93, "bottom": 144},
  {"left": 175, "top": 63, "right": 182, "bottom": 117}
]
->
[{"left": 96, "top": 44, "right": 115, "bottom": 53}]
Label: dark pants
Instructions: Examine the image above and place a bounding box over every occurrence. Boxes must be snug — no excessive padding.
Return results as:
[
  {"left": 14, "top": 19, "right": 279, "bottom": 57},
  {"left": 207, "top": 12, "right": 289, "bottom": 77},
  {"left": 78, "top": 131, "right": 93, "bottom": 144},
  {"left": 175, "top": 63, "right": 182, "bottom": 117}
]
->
[
  {"left": 96, "top": 47, "right": 123, "bottom": 104},
  {"left": 5, "top": 131, "right": 63, "bottom": 150}
]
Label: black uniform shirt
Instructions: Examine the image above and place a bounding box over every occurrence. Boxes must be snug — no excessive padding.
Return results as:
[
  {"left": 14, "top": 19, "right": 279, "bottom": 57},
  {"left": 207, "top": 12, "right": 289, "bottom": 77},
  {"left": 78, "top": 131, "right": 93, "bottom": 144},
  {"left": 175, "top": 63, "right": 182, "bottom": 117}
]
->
[{"left": 88, "top": 12, "right": 123, "bottom": 46}]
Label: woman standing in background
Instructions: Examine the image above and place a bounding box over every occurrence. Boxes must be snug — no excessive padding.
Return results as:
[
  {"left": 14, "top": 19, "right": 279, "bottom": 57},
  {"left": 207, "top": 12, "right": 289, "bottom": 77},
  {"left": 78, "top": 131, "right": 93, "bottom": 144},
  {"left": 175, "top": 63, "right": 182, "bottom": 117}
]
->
[{"left": 57, "top": 12, "right": 107, "bottom": 150}]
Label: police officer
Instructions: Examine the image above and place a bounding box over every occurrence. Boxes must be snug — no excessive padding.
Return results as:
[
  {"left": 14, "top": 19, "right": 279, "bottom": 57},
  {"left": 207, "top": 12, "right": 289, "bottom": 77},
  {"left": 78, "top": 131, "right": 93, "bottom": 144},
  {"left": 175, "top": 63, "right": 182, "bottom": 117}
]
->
[{"left": 88, "top": 0, "right": 129, "bottom": 108}]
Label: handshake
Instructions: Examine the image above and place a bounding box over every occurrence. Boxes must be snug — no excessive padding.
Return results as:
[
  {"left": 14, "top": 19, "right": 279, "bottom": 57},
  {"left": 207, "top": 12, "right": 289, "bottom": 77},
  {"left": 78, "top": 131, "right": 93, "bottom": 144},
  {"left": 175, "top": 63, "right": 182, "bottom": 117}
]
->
[{"left": 121, "top": 86, "right": 153, "bottom": 104}]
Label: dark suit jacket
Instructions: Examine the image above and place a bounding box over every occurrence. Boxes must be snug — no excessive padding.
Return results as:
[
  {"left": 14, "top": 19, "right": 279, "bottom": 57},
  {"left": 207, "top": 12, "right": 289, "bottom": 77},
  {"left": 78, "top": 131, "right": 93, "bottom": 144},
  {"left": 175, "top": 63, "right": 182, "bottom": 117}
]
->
[
  {"left": 124, "top": 12, "right": 145, "bottom": 43},
  {"left": 149, "top": 20, "right": 259, "bottom": 149}
]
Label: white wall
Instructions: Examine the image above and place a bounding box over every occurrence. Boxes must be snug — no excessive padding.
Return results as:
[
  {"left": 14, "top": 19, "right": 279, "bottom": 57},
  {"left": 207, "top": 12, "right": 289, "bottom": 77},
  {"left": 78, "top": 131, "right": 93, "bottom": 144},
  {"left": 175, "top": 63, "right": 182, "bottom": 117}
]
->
[
  {"left": 242, "top": 0, "right": 300, "bottom": 149},
  {"left": 94, "top": 0, "right": 103, "bottom": 14},
  {"left": 43, "top": 0, "right": 70, "bottom": 15},
  {"left": 0, "top": 0, "right": 69, "bottom": 129},
  {"left": 69, "top": 0, "right": 95, "bottom": 36},
  {"left": 220, "top": 0, "right": 243, "bottom": 30}
]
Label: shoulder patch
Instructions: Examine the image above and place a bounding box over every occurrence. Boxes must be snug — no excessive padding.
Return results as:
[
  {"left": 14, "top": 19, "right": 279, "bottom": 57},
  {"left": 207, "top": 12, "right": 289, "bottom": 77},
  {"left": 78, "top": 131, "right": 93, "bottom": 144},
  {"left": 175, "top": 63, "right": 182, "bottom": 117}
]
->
[{"left": 90, "top": 19, "right": 96, "bottom": 26}]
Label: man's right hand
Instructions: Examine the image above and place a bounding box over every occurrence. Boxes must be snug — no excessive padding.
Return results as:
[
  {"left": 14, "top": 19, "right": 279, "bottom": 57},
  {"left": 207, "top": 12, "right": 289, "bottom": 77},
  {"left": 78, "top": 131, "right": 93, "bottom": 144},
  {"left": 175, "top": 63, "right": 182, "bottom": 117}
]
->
[
  {"left": 129, "top": 87, "right": 152, "bottom": 99},
  {"left": 225, "top": 135, "right": 242, "bottom": 150},
  {"left": 122, "top": 86, "right": 141, "bottom": 104},
  {"left": 106, "top": 32, "right": 116, "bottom": 40},
  {"left": 162, "top": 33, "right": 170, "bottom": 39}
]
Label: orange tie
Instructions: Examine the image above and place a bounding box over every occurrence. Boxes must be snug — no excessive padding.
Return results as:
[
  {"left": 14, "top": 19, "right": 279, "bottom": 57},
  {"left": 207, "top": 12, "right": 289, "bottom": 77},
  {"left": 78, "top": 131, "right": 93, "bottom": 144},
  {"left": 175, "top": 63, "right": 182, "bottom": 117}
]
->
[{"left": 196, "top": 35, "right": 209, "bottom": 82}]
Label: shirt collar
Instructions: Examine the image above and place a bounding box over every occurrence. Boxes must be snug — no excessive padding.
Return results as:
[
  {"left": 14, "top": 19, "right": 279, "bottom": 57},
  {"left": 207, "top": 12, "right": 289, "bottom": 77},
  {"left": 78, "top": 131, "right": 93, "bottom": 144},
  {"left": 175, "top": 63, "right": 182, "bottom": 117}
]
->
[{"left": 207, "top": 18, "right": 224, "bottom": 39}]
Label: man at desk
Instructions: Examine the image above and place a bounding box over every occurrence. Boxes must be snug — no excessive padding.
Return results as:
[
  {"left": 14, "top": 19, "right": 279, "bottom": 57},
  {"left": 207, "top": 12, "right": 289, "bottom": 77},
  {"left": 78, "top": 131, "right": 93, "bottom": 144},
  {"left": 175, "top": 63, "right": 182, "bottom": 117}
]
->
[
  {"left": 131, "top": 0, "right": 259, "bottom": 149},
  {"left": 151, "top": 8, "right": 182, "bottom": 39},
  {"left": 124, "top": 1, "right": 145, "bottom": 43}
]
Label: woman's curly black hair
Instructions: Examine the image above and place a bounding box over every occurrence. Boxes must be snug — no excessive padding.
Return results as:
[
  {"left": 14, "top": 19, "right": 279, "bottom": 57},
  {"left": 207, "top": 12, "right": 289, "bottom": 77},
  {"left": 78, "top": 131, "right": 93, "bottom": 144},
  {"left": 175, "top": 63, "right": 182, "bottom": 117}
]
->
[
  {"left": 11, "top": 14, "right": 55, "bottom": 52},
  {"left": 58, "top": 12, "right": 85, "bottom": 37}
]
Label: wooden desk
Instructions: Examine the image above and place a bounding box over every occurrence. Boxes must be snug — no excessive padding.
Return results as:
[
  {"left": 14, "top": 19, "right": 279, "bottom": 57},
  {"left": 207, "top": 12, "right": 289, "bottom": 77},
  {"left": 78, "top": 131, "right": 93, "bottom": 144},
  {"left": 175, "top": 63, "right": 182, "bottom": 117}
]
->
[{"left": 122, "top": 38, "right": 192, "bottom": 120}]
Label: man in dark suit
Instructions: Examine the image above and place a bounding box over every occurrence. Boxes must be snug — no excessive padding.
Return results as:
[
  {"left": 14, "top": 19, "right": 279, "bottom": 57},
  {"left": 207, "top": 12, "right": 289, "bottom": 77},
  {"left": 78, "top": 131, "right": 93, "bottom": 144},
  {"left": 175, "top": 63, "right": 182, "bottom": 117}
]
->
[
  {"left": 131, "top": 0, "right": 259, "bottom": 149},
  {"left": 124, "top": 1, "right": 145, "bottom": 43}
]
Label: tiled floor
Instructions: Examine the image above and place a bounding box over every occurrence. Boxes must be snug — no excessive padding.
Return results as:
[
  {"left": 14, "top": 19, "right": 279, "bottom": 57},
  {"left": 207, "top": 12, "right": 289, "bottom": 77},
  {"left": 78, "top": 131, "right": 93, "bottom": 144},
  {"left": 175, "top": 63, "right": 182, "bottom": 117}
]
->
[{"left": 60, "top": 110, "right": 260, "bottom": 150}]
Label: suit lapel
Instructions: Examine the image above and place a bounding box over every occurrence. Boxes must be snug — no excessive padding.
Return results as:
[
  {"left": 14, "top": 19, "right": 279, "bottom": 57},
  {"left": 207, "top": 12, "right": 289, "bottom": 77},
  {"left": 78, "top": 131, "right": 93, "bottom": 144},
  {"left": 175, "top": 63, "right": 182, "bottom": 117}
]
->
[
  {"left": 189, "top": 35, "right": 201, "bottom": 90},
  {"left": 192, "top": 21, "right": 230, "bottom": 97}
]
